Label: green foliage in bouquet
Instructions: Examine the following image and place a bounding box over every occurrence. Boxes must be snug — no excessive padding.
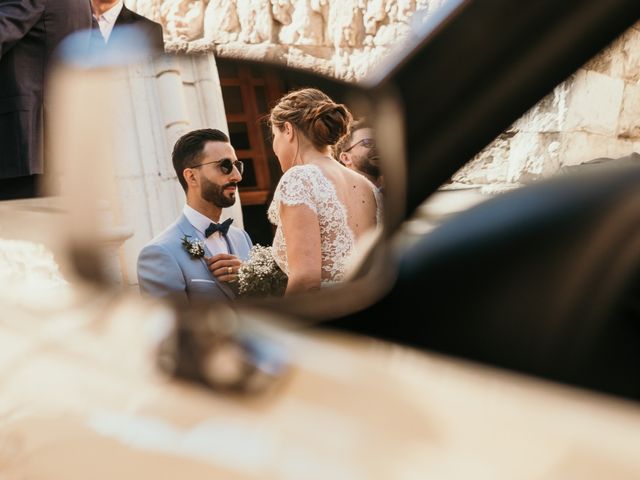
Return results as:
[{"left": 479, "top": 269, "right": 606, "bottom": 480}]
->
[{"left": 237, "top": 245, "right": 288, "bottom": 298}]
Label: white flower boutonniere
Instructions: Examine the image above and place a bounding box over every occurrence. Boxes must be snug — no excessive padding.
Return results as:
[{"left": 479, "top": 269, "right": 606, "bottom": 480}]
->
[{"left": 181, "top": 234, "right": 205, "bottom": 258}]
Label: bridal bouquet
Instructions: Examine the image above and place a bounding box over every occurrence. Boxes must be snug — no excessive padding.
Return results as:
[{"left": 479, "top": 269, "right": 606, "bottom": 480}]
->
[{"left": 237, "top": 245, "right": 287, "bottom": 298}]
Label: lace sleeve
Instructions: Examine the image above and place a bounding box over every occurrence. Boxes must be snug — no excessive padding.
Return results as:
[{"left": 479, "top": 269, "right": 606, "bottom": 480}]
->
[
  {"left": 268, "top": 166, "right": 318, "bottom": 226},
  {"left": 279, "top": 167, "right": 318, "bottom": 211}
]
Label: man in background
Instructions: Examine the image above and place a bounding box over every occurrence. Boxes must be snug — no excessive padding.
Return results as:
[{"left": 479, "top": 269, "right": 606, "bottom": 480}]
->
[
  {"left": 0, "top": 0, "right": 92, "bottom": 200},
  {"left": 336, "top": 119, "right": 384, "bottom": 190},
  {"left": 91, "top": 0, "right": 164, "bottom": 52}
]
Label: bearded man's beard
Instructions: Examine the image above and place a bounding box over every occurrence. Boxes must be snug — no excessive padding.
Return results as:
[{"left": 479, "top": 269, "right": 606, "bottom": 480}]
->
[
  {"left": 201, "top": 177, "right": 236, "bottom": 208},
  {"left": 358, "top": 152, "right": 380, "bottom": 179}
]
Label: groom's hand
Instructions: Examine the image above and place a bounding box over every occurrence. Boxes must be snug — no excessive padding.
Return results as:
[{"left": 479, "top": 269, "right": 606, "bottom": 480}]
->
[{"left": 206, "top": 253, "right": 242, "bottom": 283}]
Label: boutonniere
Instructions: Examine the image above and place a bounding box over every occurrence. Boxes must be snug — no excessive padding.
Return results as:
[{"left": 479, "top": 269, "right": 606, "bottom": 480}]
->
[{"left": 181, "top": 234, "right": 205, "bottom": 258}]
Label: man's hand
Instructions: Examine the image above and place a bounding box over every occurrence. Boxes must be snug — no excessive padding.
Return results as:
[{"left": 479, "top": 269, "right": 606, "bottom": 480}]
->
[{"left": 205, "top": 253, "right": 242, "bottom": 283}]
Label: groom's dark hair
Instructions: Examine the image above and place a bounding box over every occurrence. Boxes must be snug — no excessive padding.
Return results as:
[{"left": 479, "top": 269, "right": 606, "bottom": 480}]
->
[{"left": 172, "top": 128, "right": 230, "bottom": 192}]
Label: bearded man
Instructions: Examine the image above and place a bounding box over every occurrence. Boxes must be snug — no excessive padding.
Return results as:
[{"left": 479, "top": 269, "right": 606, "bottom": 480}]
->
[
  {"left": 337, "top": 119, "right": 384, "bottom": 191},
  {"left": 137, "top": 129, "right": 252, "bottom": 303}
]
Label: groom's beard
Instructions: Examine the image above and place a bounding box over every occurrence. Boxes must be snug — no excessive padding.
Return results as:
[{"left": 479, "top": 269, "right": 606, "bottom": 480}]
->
[{"left": 200, "top": 177, "right": 237, "bottom": 208}]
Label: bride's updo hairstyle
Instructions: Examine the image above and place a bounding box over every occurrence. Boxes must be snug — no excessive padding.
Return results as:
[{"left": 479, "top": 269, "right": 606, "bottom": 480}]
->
[{"left": 270, "top": 88, "right": 352, "bottom": 149}]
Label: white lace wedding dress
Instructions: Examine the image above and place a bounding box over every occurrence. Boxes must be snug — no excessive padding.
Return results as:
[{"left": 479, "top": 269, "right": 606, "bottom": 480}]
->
[{"left": 267, "top": 164, "right": 382, "bottom": 285}]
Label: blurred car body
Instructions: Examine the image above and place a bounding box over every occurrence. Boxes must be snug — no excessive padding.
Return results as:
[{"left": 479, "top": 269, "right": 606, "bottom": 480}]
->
[
  {"left": 2, "top": 0, "right": 640, "bottom": 477},
  {"left": 328, "top": 0, "right": 640, "bottom": 402}
]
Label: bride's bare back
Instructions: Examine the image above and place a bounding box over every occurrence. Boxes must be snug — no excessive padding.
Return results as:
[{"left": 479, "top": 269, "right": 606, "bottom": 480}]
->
[
  {"left": 314, "top": 159, "right": 379, "bottom": 241},
  {"left": 268, "top": 162, "right": 381, "bottom": 284}
]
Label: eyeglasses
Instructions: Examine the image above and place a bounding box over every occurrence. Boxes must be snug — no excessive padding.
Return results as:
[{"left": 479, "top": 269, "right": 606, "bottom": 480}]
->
[
  {"left": 192, "top": 159, "right": 244, "bottom": 175},
  {"left": 343, "top": 138, "right": 375, "bottom": 153}
]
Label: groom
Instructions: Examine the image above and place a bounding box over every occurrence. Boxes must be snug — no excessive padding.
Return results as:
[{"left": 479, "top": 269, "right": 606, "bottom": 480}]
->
[{"left": 137, "top": 129, "right": 252, "bottom": 303}]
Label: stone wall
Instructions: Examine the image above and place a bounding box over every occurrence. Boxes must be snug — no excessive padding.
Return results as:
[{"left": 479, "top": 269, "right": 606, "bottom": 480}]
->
[
  {"left": 127, "top": 0, "right": 445, "bottom": 80},
  {"left": 127, "top": 0, "right": 640, "bottom": 191},
  {"left": 452, "top": 23, "right": 640, "bottom": 191}
]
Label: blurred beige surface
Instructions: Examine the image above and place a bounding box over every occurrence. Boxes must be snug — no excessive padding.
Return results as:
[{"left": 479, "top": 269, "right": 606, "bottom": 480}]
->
[{"left": 1, "top": 286, "right": 640, "bottom": 480}]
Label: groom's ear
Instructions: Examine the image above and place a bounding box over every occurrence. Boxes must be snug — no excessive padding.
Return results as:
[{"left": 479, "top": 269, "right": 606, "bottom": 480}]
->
[{"left": 183, "top": 167, "right": 197, "bottom": 189}]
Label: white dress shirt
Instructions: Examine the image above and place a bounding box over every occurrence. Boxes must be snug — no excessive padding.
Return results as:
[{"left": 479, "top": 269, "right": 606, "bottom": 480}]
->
[
  {"left": 183, "top": 205, "right": 230, "bottom": 255},
  {"left": 94, "top": 1, "right": 124, "bottom": 42}
]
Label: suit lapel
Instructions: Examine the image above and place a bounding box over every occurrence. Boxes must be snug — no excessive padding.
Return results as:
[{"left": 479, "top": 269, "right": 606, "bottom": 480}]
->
[
  {"left": 177, "top": 215, "right": 235, "bottom": 300},
  {"left": 176, "top": 214, "right": 214, "bottom": 273},
  {"left": 114, "top": 5, "right": 134, "bottom": 26},
  {"left": 223, "top": 231, "right": 236, "bottom": 255}
]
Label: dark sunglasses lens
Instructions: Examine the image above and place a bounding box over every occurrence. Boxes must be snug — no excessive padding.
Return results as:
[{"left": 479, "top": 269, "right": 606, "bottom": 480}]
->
[
  {"left": 219, "top": 160, "right": 233, "bottom": 175},
  {"left": 219, "top": 159, "right": 243, "bottom": 175}
]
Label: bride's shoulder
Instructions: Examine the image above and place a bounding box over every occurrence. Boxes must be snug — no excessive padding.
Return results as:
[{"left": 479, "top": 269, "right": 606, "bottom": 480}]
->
[
  {"left": 345, "top": 167, "right": 376, "bottom": 190},
  {"left": 280, "top": 164, "right": 326, "bottom": 184}
]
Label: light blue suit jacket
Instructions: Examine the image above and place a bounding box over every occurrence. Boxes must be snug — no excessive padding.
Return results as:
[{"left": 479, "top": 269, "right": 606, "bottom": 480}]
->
[{"left": 137, "top": 214, "right": 252, "bottom": 303}]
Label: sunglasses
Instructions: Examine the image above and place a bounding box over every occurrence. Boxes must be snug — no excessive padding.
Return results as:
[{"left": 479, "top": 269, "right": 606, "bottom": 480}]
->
[
  {"left": 343, "top": 138, "right": 375, "bottom": 153},
  {"left": 192, "top": 159, "right": 244, "bottom": 175}
]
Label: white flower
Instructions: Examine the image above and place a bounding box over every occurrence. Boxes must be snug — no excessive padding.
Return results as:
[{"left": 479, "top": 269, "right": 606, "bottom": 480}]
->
[
  {"left": 181, "top": 235, "right": 205, "bottom": 258},
  {"left": 237, "top": 245, "right": 287, "bottom": 297}
]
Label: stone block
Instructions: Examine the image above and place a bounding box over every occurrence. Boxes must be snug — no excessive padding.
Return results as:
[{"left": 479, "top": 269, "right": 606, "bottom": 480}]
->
[
  {"left": 279, "top": 8, "right": 325, "bottom": 45},
  {"left": 583, "top": 25, "right": 640, "bottom": 79},
  {"left": 559, "top": 132, "right": 606, "bottom": 166},
  {"left": 272, "top": 0, "right": 294, "bottom": 26},
  {"left": 583, "top": 39, "right": 622, "bottom": 77},
  {"left": 620, "top": 26, "right": 640, "bottom": 81},
  {"left": 203, "top": 0, "right": 240, "bottom": 43},
  {"left": 511, "top": 80, "right": 570, "bottom": 133},
  {"left": 333, "top": 46, "right": 389, "bottom": 81},
  {"left": 558, "top": 132, "right": 637, "bottom": 166},
  {"left": 617, "top": 80, "right": 640, "bottom": 139},
  {"left": 236, "top": 0, "right": 275, "bottom": 44},
  {"left": 163, "top": 38, "right": 189, "bottom": 53},
  {"left": 327, "top": 0, "right": 365, "bottom": 47},
  {"left": 177, "top": 38, "right": 214, "bottom": 53},
  {"left": 395, "top": 0, "right": 418, "bottom": 23},
  {"left": 160, "top": 0, "right": 205, "bottom": 42},
  {"left": 277, "top": 0, "right": 327, "bottom": 46},
  {"left": 453, "top": 133, "right": 513, "bottom": 185},
  {"left": 287, "top": 47, "right": 335, "bottom": 77},
  {"left": 563, "top": 70, "right": 624, "bottom": 135},
  {"left": 290, "top": 44, "right": 333, "bottom": 61},
  {"left": 130, "top": 0, "right": 161, "bottom": 21},
  {"left": 214, "top": 43, "right": 287, "bottom": 63},
  {"left": 506, "top": 132, "right": 561, "bottom": 183},
  {"left": 362, "top": 0, "right": 387, "bottom": 36},
  {"left": 373, "top": 23, "right": 410, "bottom": 47},
  {"left": 457, "top": 131, "right": 562, "bottom": 185}
]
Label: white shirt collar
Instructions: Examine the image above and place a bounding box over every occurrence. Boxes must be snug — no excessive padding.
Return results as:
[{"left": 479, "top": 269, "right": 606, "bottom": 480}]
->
[
  {"left": 183, "top": 204, "right": 219, "bottom": 236},
  {"left": 97, "top": 1, "right": 124, "bottom": 22},
  {"left": 94, "top": 1, "right": 124, "bottom": 41}
]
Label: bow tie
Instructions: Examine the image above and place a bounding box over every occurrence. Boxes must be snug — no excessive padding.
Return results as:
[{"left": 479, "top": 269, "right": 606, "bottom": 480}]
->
[{"left": 205, "top": 218, "right": 233, "bottom": 237}]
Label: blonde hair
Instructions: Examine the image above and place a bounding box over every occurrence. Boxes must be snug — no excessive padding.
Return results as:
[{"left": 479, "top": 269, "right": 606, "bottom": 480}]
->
[{"left": 270, "top": 88, "right": 352, "bottom": 149}]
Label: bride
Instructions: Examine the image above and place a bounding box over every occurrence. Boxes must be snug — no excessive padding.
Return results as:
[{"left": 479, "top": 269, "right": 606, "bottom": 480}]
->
[{"left": 268, "top": 88, "right": 382, "bottom": 295}]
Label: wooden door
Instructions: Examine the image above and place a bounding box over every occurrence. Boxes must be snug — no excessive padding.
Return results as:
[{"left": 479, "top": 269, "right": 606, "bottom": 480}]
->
[{"left": 217, "top": 59, "right": 284, "bottom": 245}]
